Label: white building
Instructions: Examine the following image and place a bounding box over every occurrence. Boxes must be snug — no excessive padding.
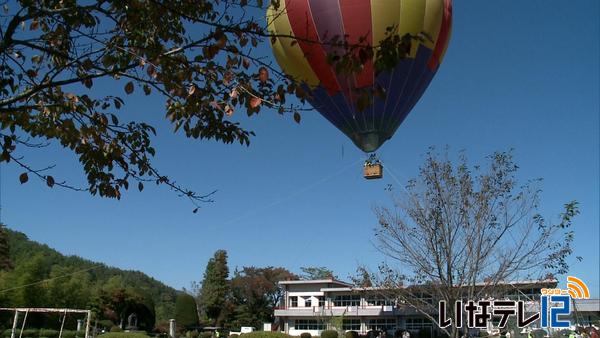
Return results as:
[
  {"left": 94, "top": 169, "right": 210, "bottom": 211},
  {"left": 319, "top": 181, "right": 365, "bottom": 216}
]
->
[{"left": 273, "top": 278, "right": 599, "bottom": 337}]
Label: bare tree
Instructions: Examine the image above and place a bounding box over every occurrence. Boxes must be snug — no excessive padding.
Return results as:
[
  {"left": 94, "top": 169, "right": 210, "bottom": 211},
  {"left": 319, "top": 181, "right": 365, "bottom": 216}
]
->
[{"left": 364, "top": 149, "right": 578, "bottom": 338}]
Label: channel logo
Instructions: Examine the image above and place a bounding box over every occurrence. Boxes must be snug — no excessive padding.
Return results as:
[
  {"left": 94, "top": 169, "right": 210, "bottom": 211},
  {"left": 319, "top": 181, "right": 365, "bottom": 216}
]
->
[
  {"left": 566, "top": 276, "right": 590, "bottom": 299},
  {"left": 438, "top": 276, "right": 592, "bottom": 330},
  {"left": 540, "top": 276, "right": 591, "bottom": 328}
]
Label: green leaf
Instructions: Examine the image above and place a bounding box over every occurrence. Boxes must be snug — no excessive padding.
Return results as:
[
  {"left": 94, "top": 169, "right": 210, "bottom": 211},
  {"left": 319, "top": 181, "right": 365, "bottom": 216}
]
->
[{"left": 19, "top": 172, "right": 28, "bottom": 184}]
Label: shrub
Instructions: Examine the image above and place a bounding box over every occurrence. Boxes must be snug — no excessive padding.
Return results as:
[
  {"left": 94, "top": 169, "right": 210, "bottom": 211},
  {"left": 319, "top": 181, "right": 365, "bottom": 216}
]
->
[
  {"left": 61, "top": 330, "right": 76, "bottom": 338},
  {"left": 394, "top": 331, "right": 403, "bottom": 338},
  {"left": 345, "top": 332, "right": 358, "bottom": 338},
  {"left": 237, "top": 332, "right": 292, "bottom": 338},
  {"left": 110, "top": 327, "right": 123, "bottom": 333},
  {"left": 366, "top": 331, "right": 379, "bottom": 338},
  {"left": 3, "top": 329, "right": 20, "bottom": 338},
  {"left": 39, "top": 329, "right": 59, "bottom": 338},
  {"left": 98, "top": 320, "right": 115, "bottom": 329},
  {"left": 321, "top": 330, "right": 339, "bottom": 338},
  {"left": 98, "top": 333, "right": 151, "bottom": 338},
  {"left": 186, "top": 331, "right": 200, "bottom": 338},
  {"left": 301, "top": 333, "right": 312, "bottom": 338},
  {"left": 199, "top": 332, "right": 213, "bottom": 338},
  {"left": 21, "top": 329, "right": 39, "bottom": 338}
]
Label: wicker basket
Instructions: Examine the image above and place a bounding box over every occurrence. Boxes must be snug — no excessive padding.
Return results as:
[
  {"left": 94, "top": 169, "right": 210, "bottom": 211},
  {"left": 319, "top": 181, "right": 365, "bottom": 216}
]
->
[{"left": 364, "top": 163, "right": 383, "bottom": 179}]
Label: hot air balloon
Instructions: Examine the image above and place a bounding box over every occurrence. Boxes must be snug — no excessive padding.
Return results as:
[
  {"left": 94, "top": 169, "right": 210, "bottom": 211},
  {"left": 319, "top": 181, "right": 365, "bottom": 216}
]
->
[{"left": 267, "top": 0, "right": 452, "bottom": 179}]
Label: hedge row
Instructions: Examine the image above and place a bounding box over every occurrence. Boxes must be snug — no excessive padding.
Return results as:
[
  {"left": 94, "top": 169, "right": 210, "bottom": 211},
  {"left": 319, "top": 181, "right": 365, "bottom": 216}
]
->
[
  {"left": 98, "top": 333, "right": 151, "bottom": 338},
  {"left": 235, "top": 332, "right": 292, "bottom": 338},
  {"left": 321, "top": 331, "right": 338, "bottom": 338},
  {"left": 1, "top": 330, "right": 85, "bottom": 338}
]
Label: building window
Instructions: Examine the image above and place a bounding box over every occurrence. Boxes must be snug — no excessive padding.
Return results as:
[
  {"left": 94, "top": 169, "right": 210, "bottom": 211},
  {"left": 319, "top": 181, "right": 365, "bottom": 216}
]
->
[
  {"left": 342, "top": 319, "right": 361, "bottom": 331},
  {"left": 366, "top": 297, "right": 395, "bottom": 306},
  {"left": 290, "top": 296, "right": 298, "bottom": 307},
  {"left": 405, "top": 318, "right": 432, "bottom": 331},
  {"left": 305, "top": 297, "right": 312, "bottom": 307},
  {"left": 411, "top": 292, "right": 433, "bottom": 305},
  {"left": 367, "top": 318, "right": 397, "bottom": 331},
  {"left": 333, "top": 295, "right": 361, "bottom": 307},
  {"left": 520, "top": 288, "right": 541, "bottom": 300},
  {"left": 317, "top": 296, "right": 325, "bottom": 307},
  {"left": 295, "top": 320, "right": 325, "bottom": 330}
]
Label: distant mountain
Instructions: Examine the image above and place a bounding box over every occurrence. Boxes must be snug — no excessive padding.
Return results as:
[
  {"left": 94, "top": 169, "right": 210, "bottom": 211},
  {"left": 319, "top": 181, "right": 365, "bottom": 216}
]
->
[{"left": 0, "top": 226, "right": 179, "bottom": 323}]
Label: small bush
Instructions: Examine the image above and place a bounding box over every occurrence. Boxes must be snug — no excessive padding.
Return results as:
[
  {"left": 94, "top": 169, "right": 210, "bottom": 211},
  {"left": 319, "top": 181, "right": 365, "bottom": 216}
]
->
[
  {"left": 321, "top": 330, "right": 339, "bottom": 338},
  {"left": 98, "top": 320, "right": 115, "bottom": 329},
  {"left": 40, "top": 330, "right": 59, "bottom": 338},
  {"left": 366, "top": 331, "right": 379, "bottom": 338},
  {"left": 3, "top": 329, "right": 19, "bottom": 338},
  {"left": 21, "top": 329, "right": 39, "bottom": 338},
  {"left": 237, "top": 332, "right": 292, "bottom": 338},
  {"left": 98, "top": 333, "right": 151, "bottom": 338},
  {"left": 62, "top": 330, "right": 76, "bottom": 338},
  {"left": 394, "top": 331, "right": 404, "bottom": 338},
  {"left": 345, "top": 332, "right": 358, "bottom": 338},
  {"left": 186, "top": 331, "right": 200, "bottom": 338},
  {"left": 110, "top": 327, "right": 123, "bottom": 333},
  {"left": 301, "top": 333, "right": 312, "bottom": 338},
  {"left": 199, "top": 332, "right": 213, "bottom": 338}
]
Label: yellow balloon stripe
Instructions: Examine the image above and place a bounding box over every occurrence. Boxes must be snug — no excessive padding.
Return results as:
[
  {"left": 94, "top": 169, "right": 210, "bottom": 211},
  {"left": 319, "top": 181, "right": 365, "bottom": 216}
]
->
[
  {"left": 399, "top": 0, "right": 427, "bottom": 57},
  {"left": 423, "top": 0, "right": 443, "bottom": 49},
  {"left": 267, "top": 3, "right": 320, "bottom": 87},
  {"left": 371, "top": 1, "right": 402, "bottom": 51}
]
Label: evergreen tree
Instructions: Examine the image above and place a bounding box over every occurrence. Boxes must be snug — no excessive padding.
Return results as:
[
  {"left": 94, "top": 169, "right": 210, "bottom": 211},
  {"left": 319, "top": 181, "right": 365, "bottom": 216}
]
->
[
  {"left": 175, "top": 293, "right": 200, "bottom": 329},
  {"left": 199, "top": 250, "right": 230, "bottom": 326},
  {"left": 0, "top": 224, "right": 12, "bottom": 271}
]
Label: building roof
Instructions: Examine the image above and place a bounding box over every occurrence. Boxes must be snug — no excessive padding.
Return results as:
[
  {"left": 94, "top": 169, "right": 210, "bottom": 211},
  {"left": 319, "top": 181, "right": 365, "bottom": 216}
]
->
[
  {"left": 573, "top": 299, "right": 600, "bottom": 312},
  {"left": 281, "top": 278, "right": 559, "bottom": 293},
  {"left": 279, "top": 278, "right": 352, "bottom": 287}
]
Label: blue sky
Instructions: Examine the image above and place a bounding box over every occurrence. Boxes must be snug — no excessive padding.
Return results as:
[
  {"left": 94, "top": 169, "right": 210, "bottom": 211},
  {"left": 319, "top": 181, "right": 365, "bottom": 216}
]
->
[{"left": 1, "top": 1, "right": 598, "bottom": 296}]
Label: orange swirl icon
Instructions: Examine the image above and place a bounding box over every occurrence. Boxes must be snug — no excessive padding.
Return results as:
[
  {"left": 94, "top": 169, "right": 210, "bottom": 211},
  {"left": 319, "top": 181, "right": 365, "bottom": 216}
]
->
[{"left": 567, "top": 276, "right": 590, "bottom": 299}]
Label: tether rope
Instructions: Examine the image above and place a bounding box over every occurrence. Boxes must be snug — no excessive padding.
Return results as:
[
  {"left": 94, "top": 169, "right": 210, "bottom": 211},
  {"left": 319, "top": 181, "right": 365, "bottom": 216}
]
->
[{"left": 219, "top": 158, "right": 363, "bottom": 227}]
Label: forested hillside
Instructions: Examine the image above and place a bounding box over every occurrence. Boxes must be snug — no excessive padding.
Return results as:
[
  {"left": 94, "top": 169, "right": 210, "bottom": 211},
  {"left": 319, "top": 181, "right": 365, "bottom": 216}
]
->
[{"left": 0, "top": 226, "right": 179, "bottom": 329}]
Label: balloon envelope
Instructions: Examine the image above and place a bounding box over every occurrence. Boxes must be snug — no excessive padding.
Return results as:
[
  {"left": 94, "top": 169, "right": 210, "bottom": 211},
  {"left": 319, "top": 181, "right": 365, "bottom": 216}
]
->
[{"left": 268, "top": 0, "right": 452, "bottom": 152}]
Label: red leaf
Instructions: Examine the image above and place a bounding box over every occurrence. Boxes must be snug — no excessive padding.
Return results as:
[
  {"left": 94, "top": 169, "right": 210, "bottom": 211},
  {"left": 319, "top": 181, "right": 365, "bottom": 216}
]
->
[{"left": 250, "top": 97, "right": 262, "bottom": 108}]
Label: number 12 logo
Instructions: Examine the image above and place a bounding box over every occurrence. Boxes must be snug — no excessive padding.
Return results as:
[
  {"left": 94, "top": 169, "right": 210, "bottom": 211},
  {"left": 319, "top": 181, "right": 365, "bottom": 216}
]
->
[{"left": 541, "top": 295, "right": 571, "bottom": 328}]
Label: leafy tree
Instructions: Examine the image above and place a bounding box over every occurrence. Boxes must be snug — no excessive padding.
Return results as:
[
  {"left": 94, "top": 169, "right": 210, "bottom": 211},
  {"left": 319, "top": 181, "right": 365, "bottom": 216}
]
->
[
  {"left": 0, "top": 0, "right": 304, "bottom": 205},
  {"left": 95, "top": 279, "right": 156, "bottom": 331},
  {"left": 0, "top": 0, "right": 415, "bottom": 207},
  {"left": 230, "top": 266, "right": 296, "bottom": 329},
  {"left": 0, "top": 223, "right": 11, "bottom": 271},
  {"left": 0, "top": 227, "right": 177, "bottom": 325},
  {"left": 300, "top": 266, "right": 336, "bottom": 280},
  {"left": 199, "top": 250, "right": 230, "bottom": 326},
  {"left": 12, "top": 253, "right": 48, "bottom": 307},
  {"left": 46, "top": 265, "right": 92, "bottom": 308},
  {"left": 366, "top": 149, "right": 579, "bottom": 338},
  {"left": 175, "top": 293, "right": 199, "bottom": 329}
]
